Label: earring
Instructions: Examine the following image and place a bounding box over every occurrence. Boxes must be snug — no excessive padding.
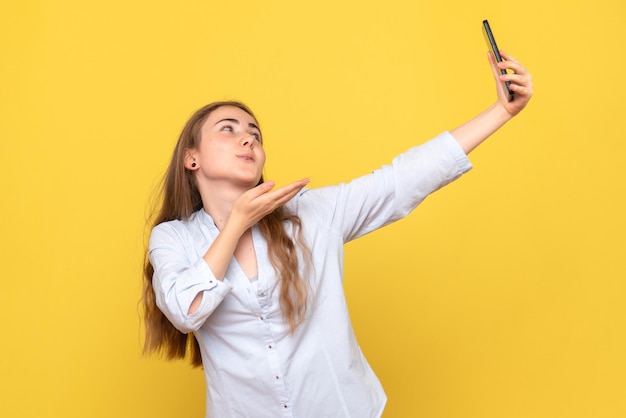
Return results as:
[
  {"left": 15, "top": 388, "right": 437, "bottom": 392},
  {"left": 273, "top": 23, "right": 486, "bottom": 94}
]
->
[{"left": 191, "top": 162, "right": 197, "bottom": 168}]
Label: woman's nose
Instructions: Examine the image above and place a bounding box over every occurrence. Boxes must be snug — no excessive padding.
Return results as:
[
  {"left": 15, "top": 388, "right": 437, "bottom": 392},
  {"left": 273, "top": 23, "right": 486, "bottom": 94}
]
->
[{"left": 241, "top": 135, "right": 255, "bottom": 148}]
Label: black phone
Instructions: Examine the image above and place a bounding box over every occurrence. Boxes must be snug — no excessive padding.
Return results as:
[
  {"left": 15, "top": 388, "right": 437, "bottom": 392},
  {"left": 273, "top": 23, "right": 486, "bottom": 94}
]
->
[{"left": 482, "top": 19, "right": 514, "bottom": 102}]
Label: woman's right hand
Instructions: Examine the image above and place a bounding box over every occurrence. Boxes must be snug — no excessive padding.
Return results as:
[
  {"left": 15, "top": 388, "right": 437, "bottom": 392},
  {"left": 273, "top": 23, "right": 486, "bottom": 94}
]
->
[
  {"left": 230, "top": 178, "right": 310, "bottom": 231},
  {"left": 196, "top": 177, "right": 310, "bottom": 296}
]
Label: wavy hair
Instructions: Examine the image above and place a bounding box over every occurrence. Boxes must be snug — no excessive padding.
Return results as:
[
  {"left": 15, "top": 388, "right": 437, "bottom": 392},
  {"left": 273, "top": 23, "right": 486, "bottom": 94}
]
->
[{"left": 141, "top": 101, "right": 310, "bottom": 367}]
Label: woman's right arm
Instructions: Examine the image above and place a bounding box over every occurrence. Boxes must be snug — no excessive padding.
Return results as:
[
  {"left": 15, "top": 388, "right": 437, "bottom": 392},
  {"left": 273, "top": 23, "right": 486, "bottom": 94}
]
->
[
  {"left": 149, "top": 222, "right": 234, "bottom": 333},
  {"left": 188, "top": 178, "right": 310, "bottom": 314}
]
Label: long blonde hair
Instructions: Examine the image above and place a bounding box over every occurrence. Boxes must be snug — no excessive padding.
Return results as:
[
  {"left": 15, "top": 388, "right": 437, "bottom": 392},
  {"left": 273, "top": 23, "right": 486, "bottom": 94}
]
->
[{"left": 141, "top": 101, "right": 309, "bottom": 367}]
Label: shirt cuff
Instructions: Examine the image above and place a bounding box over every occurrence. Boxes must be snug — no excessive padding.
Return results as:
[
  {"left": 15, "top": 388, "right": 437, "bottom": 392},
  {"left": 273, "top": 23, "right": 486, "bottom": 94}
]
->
[
  {"left": 190, "top": 257, "right": 233, "bottom": 298},
  {"left": 439, "top": 131, "right": 473, "bottom": 173}
]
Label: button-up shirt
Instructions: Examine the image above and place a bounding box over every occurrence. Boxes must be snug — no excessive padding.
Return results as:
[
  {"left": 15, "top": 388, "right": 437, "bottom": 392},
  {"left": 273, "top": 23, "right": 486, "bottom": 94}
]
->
[{"left": 149, "top": 132, "right": 472, "bottom": 417}]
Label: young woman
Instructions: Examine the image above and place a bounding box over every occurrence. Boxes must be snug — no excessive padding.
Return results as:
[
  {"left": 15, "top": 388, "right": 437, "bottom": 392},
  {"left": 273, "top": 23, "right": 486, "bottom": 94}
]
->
[{"left": 142, "top": 51, "right": 533, "bottom": 417}]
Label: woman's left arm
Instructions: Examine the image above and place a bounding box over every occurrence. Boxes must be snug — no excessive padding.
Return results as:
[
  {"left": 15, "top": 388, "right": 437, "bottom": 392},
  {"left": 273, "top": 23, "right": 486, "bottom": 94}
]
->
[{"left": 451, "top": 51, "right": 534, "bottom": 154}]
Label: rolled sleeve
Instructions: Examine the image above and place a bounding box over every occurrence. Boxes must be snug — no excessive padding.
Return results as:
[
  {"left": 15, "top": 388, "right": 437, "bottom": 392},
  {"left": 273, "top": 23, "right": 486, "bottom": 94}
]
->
[
  {"left": 439, "top": 131, "right": 473, "bottom": 170},
  {"left": 149, "top": 222, "right": 233, "bottom": 333}
]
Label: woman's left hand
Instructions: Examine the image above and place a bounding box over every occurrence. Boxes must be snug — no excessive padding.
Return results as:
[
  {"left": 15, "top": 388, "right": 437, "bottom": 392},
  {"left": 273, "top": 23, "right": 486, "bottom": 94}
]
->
[{"left": 490, "top": 51, "right": 533, "bottom": 117}]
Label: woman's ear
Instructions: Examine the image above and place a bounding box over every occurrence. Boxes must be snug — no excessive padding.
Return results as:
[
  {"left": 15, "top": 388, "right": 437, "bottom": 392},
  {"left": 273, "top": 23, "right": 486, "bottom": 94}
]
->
[{"left": 184, "top": 148, "right": 198, "bottom": 170}]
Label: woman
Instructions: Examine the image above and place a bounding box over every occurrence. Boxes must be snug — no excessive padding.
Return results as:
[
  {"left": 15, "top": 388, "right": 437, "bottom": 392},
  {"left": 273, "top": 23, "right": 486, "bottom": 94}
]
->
[{"left": 142, "top": 51, "right": 533, "bottom": 417}]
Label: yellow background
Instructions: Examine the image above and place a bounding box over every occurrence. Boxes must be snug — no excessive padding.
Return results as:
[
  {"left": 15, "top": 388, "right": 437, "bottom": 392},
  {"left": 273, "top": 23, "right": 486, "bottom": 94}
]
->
[{"left": 1, "top": 0, "right": 625, "bottom": 417}]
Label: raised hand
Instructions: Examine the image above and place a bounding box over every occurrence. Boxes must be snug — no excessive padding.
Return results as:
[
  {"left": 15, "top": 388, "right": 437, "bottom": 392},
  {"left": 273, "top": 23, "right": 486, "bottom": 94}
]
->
[
  {"left": 230, "top": 178, "right": 311, "bottom": 232},
  {"left": 451, "top": 51, "right": 533, "bottom": 153},
  {"left": 193, "top": 177, "right": 310, "bottom": 297},
  {"left": 490, "top": 51, "right": 534, "bottom": 117}
]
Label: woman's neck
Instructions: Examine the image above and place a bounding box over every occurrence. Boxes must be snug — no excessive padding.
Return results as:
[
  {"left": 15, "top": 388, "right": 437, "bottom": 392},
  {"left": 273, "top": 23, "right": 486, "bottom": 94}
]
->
[{"left": 200, "top": 183, "right": 247, "bottom": 230}]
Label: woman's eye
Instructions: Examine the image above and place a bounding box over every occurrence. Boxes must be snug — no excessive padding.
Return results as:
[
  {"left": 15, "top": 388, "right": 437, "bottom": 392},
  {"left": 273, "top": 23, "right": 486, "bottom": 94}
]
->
[
  {"left": 251, "top": 133, "right": 261, "bottom": 141},
  {"left": 221, "top": 125, "right": 233, "bottom": 132}
]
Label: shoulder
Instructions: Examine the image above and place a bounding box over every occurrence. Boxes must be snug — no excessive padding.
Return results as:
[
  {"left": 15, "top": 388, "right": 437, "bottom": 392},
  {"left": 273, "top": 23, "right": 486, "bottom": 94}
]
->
[
  {"left": 285, "top": 185, "right": 342, "bottom": 213},
  {"left": 149, "top": 211, "right": 202, "bottom": 248}
]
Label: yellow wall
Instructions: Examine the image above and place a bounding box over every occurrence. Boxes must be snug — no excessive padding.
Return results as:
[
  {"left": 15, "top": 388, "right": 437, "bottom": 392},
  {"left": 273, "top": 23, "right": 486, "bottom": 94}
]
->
[{"left": 1, "top": 1, "right": 625, "bottom": 417}]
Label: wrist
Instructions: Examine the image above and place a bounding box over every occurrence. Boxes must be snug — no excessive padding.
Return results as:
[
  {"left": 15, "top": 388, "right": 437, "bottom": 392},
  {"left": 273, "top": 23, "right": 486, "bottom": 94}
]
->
[
  {"left": 490, "top": 101, "right": 515, "bottom": 125},
  {"left": 220, "top": 219, "right": 247, "bottom": 241}
]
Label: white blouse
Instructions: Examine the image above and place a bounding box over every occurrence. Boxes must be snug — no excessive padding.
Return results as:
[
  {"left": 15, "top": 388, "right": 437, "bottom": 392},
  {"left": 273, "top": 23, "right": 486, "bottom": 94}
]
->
[{"left": 149, "top": 132, "right": 472, "bottom": 418}]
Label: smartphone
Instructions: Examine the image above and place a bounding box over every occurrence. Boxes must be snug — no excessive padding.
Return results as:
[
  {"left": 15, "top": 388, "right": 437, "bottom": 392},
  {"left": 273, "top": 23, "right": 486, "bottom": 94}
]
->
[{"left": 482, "top": 19, "right": 514, "bottom": 102}]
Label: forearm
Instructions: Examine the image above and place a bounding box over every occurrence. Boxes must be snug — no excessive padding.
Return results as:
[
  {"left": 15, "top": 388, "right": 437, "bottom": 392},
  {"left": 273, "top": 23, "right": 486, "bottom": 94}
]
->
[
  {"left": 450, "top": 102, "right": 512, "bottom": 154},
  {"left": 203, "top": 223, "right": 246, "bottom": 280},
  {"left": 451, "top": 50, "right": 533, "bottom": 154},
  {"left": 188, "top": 222, "right": 245, "bottom": 315}
]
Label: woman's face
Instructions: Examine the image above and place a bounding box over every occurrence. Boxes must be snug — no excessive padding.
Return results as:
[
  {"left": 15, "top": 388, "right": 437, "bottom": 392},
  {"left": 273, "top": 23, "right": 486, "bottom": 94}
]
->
[{"left": 190, "top": 105, "right": 266, "bottom": 190}]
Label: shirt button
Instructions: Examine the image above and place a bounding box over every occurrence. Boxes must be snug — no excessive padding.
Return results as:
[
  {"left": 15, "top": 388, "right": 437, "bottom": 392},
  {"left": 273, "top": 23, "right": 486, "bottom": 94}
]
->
[
  {"left": 274, "top": 375, "right": 280, "bottom": 380},
  {"left": 283, "top": 404, "right": 289, "bottom": 409},
  {"left": 267, "top": 344, "right": 273, "bottom": 350},
  {"left": 259, "top": 315, "right": 265, "bottom": 321}
]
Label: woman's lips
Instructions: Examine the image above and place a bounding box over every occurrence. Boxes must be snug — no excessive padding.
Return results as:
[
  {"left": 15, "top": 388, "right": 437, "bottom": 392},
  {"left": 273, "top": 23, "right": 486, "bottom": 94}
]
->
[{"left": 236, "top": 153, "right": 255, "bottom": 162}]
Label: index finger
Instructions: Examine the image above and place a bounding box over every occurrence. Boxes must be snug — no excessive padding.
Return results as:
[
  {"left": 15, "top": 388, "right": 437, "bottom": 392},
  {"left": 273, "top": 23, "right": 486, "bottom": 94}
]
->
[
  {"left": 263, "top": 178, "right": 310, "bottom": 204},
  {"left": 499, "top": 51, "right": 528, "bottom": 74}
]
